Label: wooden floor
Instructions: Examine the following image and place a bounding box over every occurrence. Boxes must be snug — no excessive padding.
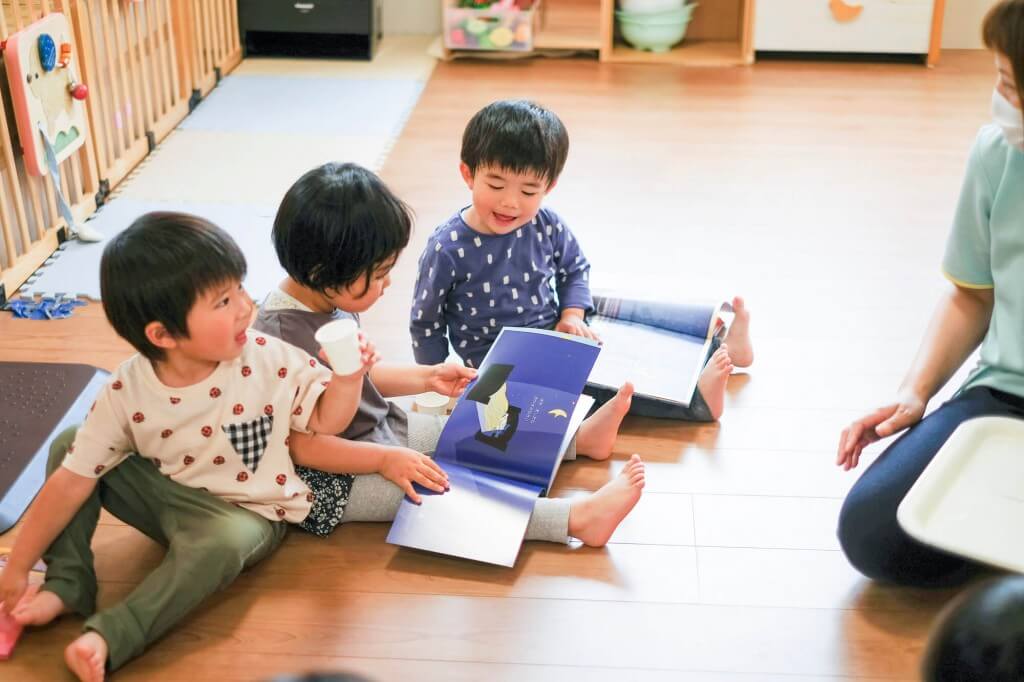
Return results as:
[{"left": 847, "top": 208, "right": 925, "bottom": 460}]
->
[{"left": 0, "top": 50, "right": 999, "bottom": 680}]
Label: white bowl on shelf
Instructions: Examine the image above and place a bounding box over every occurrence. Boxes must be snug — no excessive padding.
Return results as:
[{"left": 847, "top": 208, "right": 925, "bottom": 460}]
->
[{"left": 618, "top": 0, "right": 685, "bottom": 13}]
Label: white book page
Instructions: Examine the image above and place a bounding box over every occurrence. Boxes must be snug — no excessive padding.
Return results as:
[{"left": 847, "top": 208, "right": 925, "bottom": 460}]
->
[{"left": 587, "top": 318, "right": 710, "bottom": 407}]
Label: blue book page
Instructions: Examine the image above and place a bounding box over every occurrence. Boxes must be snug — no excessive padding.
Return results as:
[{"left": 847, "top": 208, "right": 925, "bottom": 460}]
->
[
  {"left": 434, "top": 328, "right": 600, "bottom": 489},
  {"left": 386, "top": 462, "right": 543, "bottom": 567}
]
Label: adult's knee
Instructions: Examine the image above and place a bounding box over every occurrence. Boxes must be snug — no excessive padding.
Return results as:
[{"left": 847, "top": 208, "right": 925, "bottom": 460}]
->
[
  {"left": 47, "top": 426, "right": 79, "bottom": 474},
  {"left": 837, "top": 491, "right": 899, "bottom": 583}
]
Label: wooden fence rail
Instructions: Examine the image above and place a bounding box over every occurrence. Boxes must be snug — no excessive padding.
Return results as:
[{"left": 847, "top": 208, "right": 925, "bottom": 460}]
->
[{"left": 0, "top": 0, "right": 239, "bottom": 301}]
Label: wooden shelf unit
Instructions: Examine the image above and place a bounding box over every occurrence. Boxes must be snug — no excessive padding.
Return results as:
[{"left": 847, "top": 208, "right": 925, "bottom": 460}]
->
[{"left": 441, "top": 0, "right": 754, "bottom": 66}]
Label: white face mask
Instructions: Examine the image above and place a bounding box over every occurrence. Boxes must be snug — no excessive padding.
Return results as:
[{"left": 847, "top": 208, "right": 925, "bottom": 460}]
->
[{"left": 992, "top": 89, "right": 1024, "bottom": 150}]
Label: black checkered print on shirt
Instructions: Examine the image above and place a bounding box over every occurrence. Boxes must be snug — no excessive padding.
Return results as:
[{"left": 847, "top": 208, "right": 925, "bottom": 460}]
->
[{"left": 222, "top": 415, "right": 274, "bottom": 473}]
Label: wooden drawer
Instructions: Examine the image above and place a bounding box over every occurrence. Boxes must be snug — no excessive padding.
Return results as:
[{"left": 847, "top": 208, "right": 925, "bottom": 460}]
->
[
  {"left": 239, "top": 0, "right": 372, "bottom": 35},
  {"left": 755, "top": 0, "right": 935, "bottom": 54}
]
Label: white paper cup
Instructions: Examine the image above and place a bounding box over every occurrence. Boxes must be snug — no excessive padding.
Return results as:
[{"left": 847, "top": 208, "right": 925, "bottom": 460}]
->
[
  {"left": 414, "top": 391, "right": 451, "bottom": 415},
  {"left": 314, "top": 319, "right": 362, "bottom": 375}
]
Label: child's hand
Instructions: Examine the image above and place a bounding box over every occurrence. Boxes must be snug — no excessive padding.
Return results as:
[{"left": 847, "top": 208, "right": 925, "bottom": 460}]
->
[
  {"left": 426, "top": 364, "right": 477, "bottom": 397},
  {"left": 556, "top": 316, "right": 601, "bottom": 342},
  {"left": 837, "top": 391, "right": 926, "bottom": 471},
  {"left": 0, "top": 567, "right": 28, "bottom": 616},
  {"left": 355, "top": 334, "right": 381, "bottom": 375},
  {"left": 380, "top": 447, "right": 449, "bottom": 504}
]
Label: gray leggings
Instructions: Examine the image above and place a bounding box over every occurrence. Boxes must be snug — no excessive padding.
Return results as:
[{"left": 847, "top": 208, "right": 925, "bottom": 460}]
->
[{"left": 342, "top": 412, "right": 572, "bottom": 543}]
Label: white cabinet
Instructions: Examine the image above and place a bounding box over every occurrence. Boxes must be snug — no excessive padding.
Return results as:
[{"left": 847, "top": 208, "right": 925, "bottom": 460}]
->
[{"left": 755, "top": 0, "right": 937, "bottom": 55}]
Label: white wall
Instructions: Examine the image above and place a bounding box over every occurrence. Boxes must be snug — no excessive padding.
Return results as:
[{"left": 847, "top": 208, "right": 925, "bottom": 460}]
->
[
  {"left": 382, "top": 0, "right": 441, "bottom": 35},
  {"left": 383, "top": 0, "right": 997, "bottom": 50},
  {"left": 942, "top": 0, "right": 998, "bottom": 49}
]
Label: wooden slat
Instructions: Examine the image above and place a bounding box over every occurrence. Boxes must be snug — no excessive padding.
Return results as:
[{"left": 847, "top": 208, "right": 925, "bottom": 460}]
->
[{"left": 130, "top": 1, "right": 156, "bottom": 130}]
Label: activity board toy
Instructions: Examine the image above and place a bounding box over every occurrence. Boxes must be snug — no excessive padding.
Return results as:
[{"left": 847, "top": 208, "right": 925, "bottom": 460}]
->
[{"left": 3, "top": 13, "right": 101, "bottom": 241}]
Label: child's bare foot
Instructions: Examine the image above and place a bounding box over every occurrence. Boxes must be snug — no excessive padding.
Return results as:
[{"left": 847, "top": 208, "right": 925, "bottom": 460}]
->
[
  {"left": 576, "top": 382, "right": 633, "bottom": 460},
  {"left": 64, "top": 631, "right": 107, "bottom": 682},
  {"left": 12, "top": 585, "right": 68, "bottom": 626},
  {"left": 724, "top": 296, "right": 753, "bottom": 367},
  {"left": 568, "top": 454, "right": 645, "bottom": 547},
  {"left": 698, "top": 346, "right": 733, "bottom": 421}
]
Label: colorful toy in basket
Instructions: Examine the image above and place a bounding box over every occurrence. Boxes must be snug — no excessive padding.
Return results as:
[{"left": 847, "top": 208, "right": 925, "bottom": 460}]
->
[
  {"left": 3, "top": 13, "right": 101, "bottom": 241},
  {"left": 445, "top": 0, "right": 538, "bottom": 51}
]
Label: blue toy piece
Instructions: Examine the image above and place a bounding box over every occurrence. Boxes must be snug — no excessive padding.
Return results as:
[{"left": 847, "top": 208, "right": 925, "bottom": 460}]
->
[
  {"left": 6, "top": 295, "right": 85, "bottom": 319},
  {"left": 37, "top": 33, "right": 56, "bottom": 71}
]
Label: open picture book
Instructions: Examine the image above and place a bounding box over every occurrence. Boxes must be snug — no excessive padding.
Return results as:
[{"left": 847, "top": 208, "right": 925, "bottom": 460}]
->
[
  {"left": 586, "top": 296, "right": 733, "bottom": 408},
  {"left": 387, "top": 327, "right": 599, "bottom": 567}
]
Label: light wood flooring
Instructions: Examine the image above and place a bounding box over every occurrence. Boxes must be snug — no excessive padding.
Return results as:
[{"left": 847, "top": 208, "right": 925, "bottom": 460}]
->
[{"left": 0, "top": 49, "right": 1000, "bottom": 680}]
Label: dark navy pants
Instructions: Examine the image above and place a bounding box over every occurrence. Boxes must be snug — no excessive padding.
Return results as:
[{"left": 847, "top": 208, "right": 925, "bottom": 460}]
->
[{"left": 838, "top": 385, "right": 1024, "bottom": 586}]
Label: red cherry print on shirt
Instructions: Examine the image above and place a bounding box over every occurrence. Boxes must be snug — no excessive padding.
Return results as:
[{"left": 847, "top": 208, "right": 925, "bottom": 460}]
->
[
  {"left": 111, "top": 380, "right": 123, "bottom": 390},
  {"left": 94, "top": 465, "right": 105, "bottom": 474},
  {"left": 278, "top": 368, "right": 287, "bottom": 379},
  {"left": 209, "top": 387, "right": 222, "bottom": 399},
  {"left": 275, "top": 474, "right": 286, "bottom": 485},
  {"left": 309, "top": 359, "right": 317, "bottom": 368},
  {"left": 275, "top": 507, "right": 286, "bottom": 518},
  {"left": 255, "top": 337, "right": 266, "bottom": 346},
  {"left": 183, "top": 455, "right": 195, "bottom": 466},
  {"left": 233, "top": 403, "right": 244, "bottom": 415},
  {"left": 213, "top": 455, "right": 225, "bottom": 465},
  {"left": 132, "top": 412, "right": 145, "bottom": 423},
  {"left": 241, "top": 366, "right": 252, "bottom": 377},
  {"left": 236, "top": 471, "right": 249, "bottom": 482},
  {"left": 293, "top": 406, "right": 303, "bottom": 416},
  {"left": 170, "top": 397, "right": 181, "bottom": 405},
  {"left": 264, "top": 405, "right": 273, "bottom": 416},
  {"left": 201, "top": 426, "right": 213, "bottom": 438},
  {"left": 161, "top": 429, "right": 173, "bottom": 439}
]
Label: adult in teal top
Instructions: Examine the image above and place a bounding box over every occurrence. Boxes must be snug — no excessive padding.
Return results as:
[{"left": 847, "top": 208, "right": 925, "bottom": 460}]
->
[
  {"left": 943, "top": 123, "right": 1024, "bottom": 397},
  {"left": 835, "top": 0, "right": 1024, "bottom": 587}
]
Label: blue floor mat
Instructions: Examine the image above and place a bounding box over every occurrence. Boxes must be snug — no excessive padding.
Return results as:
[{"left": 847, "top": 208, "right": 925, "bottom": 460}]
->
[
  {"left": 21, "top": 199, "right": 284, "bottom": 302},
  {"left": 179, "top": 76, "right": 425, "bottom": 137}
]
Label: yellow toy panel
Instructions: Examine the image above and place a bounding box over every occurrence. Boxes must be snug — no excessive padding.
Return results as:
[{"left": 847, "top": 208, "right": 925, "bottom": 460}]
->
[{"left": 3, "top": 12, "right": 89, "bottom": 177}]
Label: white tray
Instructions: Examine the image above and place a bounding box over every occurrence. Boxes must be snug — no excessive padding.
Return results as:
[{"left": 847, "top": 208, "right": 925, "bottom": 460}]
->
[{"left": 898, "top": 416, "right": 1024, "bottom": 573}]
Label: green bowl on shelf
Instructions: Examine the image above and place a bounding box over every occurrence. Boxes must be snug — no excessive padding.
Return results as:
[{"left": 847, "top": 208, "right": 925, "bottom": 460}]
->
[{"left": 615, "top": 3, "right": 697, "bottom": 53}]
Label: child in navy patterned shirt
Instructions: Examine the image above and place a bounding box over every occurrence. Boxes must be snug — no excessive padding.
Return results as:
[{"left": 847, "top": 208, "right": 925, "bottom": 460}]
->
[{"left": 410, "top": 100, "right": 753, "bottom": 420}]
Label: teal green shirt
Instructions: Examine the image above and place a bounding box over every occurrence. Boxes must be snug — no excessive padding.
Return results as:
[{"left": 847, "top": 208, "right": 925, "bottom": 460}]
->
[{"left": 943, "top": 124, "right": 1024, "bottom": 397}]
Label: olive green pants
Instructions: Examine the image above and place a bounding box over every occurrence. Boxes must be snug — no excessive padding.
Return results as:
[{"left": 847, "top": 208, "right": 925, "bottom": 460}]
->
[{"left": 41, "top": 427, "right": 287, "bottom": 670}]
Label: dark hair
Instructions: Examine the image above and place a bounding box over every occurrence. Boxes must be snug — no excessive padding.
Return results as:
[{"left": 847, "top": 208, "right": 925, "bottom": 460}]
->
[
  {"left": 984, "top": 0, "right": 1024, "bottom": 116},
  {"left": 922, "top": 576, "right": 1024, "bottom": 681},
  {"left": 99, "top": 212, "right": 247, "bottom": 362},
  {"left": 273, "top": 163, "right": 412, "bottom": 297},
  {"left": 460, "top": 100, "right": 569, "bottom": 188}
]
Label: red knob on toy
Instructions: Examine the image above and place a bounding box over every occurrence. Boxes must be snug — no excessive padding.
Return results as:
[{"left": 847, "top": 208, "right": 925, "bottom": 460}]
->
[{"left": 69, "top": 83, "right": 88, "bottom": 100}]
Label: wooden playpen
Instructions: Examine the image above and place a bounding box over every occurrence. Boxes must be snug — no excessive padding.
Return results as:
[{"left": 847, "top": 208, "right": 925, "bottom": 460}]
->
[{"left": 0, "top": 0, "right": 240, "bottom": 302}]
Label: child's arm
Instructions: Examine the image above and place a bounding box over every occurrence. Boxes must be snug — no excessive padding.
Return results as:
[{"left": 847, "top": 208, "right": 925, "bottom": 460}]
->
[
  {"left": 837, "top": 283, "right": 993, "bottom": 470},
  {"left": 410, "top": 239, "right": 456, "bottom": 365},
  {"left": 0, "top": 469, "right": 97, "bottom": 612},
  {"left": 289, "top": 431, "right": 448, "bottom": 504},
  {"left": 307, "top": 336, "right": 379, "bottom": 435},
  {"left": 369, "top": 362, "right": 477, "bottom": 398},
  {"left": 549, "top": 215, "right": 596, "bottom": 338}
]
